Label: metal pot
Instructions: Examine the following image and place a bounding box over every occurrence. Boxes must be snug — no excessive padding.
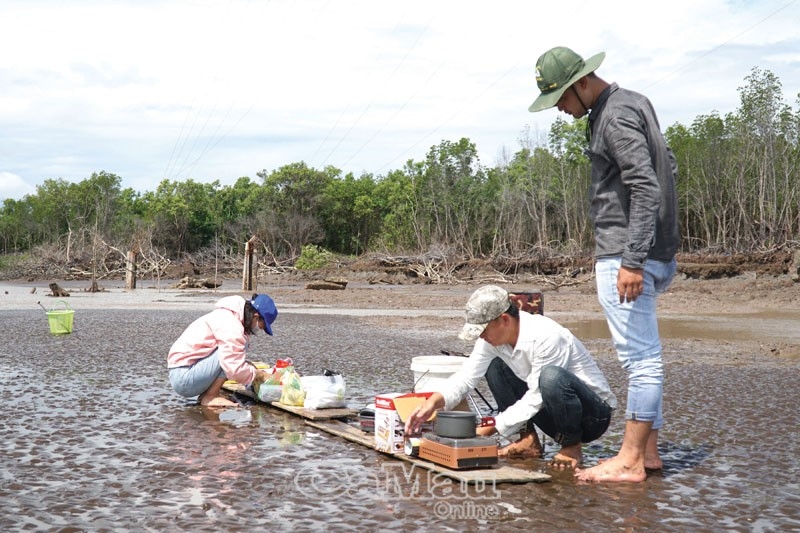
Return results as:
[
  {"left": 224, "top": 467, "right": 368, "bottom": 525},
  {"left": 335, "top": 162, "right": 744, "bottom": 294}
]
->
[{"left": 434, "top": 411, "right": 477, "bottom": 439}]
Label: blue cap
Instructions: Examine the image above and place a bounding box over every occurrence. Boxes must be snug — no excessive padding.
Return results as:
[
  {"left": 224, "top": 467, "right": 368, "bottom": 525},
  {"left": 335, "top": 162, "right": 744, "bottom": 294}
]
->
[{"left": 250, "top": 294, "right": 278, "bottom": 335}]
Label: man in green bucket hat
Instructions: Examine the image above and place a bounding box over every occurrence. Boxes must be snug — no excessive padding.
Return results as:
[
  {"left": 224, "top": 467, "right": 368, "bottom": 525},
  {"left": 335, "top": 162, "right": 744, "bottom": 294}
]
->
[
  {"left": 528, "top": 46, "right": 606, "bottom": 113},
  {"left": 529, "top": 47, "right": 680, "bottom": 483}
]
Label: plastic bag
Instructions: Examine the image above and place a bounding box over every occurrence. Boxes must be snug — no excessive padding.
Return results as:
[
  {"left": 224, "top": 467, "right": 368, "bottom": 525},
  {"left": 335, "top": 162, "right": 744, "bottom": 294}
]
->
[
  {"left": 252, "top": 368, "right": 280, "bottom": 403},
  {"left": 255, "top": 383, "right": 283, "bottom": 403},
  {"left": 262, "top": 358, "right": 295, "bottom": 386},
  {"left": 252, "top": 359, "right": 296, "bottom": 403},
  {"left": 264, "top": 367, "right": 286, "bottom": 386},
  {"left": 301, "top": 374, "right": 346, "bottom": 409},
  {"left": 279, "top": 368, "right": 306, "bottom": 406}
]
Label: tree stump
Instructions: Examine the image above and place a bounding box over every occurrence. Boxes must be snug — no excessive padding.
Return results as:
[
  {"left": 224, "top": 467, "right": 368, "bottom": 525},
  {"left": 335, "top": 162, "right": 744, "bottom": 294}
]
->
[
  {"left": 49, "top": 283, "right": 70, "bottom": 297},
  {"left": 125, "top": 250, "right": 137, "bottom": 290},
  {"left": 242, "top": 236, "right": 258, "bottom": 291},
  {"left": 791, "top": 250, "right": 800, "bottom": 282}
]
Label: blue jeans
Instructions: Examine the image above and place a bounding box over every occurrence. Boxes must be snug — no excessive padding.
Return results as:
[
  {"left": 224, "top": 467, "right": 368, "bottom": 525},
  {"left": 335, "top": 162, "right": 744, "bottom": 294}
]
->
[
  {"left": 168, "top": 349, "right": 226, "bottom": 398},
  {"left": 595, "top": 256, "right": 677, "bottom": 429},
  {"left": 485, "top": 359, "right": 612, "bottom": 446}
]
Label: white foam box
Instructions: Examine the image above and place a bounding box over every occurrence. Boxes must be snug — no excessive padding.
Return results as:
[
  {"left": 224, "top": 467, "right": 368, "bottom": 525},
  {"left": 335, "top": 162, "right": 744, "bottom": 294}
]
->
[{"left": 374, "top": 392, "right": 433, "bottom": 454}]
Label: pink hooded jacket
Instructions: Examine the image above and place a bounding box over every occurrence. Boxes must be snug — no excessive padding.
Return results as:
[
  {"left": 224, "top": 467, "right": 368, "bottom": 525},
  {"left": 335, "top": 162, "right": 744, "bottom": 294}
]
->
[{"left": 167, "top": 295, "right": 258, "bottom": 385}]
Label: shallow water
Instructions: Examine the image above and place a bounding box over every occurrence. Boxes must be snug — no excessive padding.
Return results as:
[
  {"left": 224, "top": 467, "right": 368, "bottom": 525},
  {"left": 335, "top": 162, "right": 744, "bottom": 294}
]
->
[
  {"left": 1, "top": 307, "right": 799, "bottom": 532},
  {"left": 563, "top": 311, "right": 800, "bottom": 345}
]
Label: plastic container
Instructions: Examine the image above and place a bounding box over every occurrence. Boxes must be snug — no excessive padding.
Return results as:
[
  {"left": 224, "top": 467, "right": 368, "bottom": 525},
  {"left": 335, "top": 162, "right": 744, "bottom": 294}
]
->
[
  {"left": 46, "top": 300, "right": 74, "bottom": 334},
  {"left": 410, "top": 355, "right": 463, "bottom": 392}
]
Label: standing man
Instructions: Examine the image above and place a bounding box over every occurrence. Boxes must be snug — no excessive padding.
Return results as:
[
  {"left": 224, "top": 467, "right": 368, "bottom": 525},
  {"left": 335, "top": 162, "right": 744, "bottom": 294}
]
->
[
  {"left": 405, "top": 285, "right": 617, "bottom": 469},
  {"left": 529, "top": 47, "right": 680, "bottom": 482}
]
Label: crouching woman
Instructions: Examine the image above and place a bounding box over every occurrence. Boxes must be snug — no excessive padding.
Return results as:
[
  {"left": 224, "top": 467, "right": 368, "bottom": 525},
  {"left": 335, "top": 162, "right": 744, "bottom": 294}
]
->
[{"left": 167, "top": 294, "right": 278, "bottom": 407}]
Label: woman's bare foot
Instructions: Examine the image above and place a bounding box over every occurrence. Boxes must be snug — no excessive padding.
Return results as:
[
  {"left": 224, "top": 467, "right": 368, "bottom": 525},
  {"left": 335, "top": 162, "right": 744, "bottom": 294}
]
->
[
  {"left": 548, "top": 444, "right": 582, "bottom": 470},
  {"left": 498, "top": 431, "right": 543, "bottom": 458},
  {"left": 200, "top": 395, "right": 237, "bottom": 407},
  {"left": 198, "top": 377, "right": 236, "bottom": 407},
  {"left": 574, "top": 455, "right": 647, "bottom": 483}
]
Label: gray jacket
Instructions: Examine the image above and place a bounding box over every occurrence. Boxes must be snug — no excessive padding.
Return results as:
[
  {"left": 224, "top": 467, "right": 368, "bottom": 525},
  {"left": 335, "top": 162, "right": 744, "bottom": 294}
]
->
[{"left": 586, "top": 83, "right": 680, "bottom": 268}]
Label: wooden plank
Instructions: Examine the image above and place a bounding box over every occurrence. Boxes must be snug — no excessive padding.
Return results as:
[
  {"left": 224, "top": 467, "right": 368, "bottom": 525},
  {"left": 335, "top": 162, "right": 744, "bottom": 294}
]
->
[
  {"left": 222, "top": 381, "right": 259, "bottom": 399},
  {"left": 268, "top": 401, "right": 358, "bottom": 421},
  {"left": 222, "top": 382, "right": 357, "bottom": 420},
  {"left": 305, "top": 419, "right": 551, "bottom": 485},
  {"left": 305, "top": 419, "right": 376, "bottom": 448},
  {"left": 224, "top": 380, "right": 549, "bottom": 484}
]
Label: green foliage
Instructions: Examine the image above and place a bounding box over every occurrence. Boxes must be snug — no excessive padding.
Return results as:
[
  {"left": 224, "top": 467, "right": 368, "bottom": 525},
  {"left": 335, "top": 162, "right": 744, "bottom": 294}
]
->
[
  {"left": 254, "top": 162, "right": 333, "bottom": 257},
  {"left": 548, "top": 116, "right": 589, "bottom": 165},
  {"left": 0, "top": 253, "right": 27, "bottom": 270},
  {"left": 294, "top": 244, "right": 333, "bottom": 270},
  {"left": 319, "top": 171, "right": 383, "bottom": 255},
  {"left": 374, "top": 168, "right": 416, "bottom": 249}
]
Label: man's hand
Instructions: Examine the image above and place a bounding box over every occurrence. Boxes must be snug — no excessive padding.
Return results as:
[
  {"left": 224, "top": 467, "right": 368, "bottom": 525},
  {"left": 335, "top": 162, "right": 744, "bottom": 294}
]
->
[
  {"left": 404, "top": 393, "right": 445, "bottom": 434},
  {"left": 476, "top": 425, "right": 496, "bottom": 437},
  {"left": 617, "top": 266, "right": 644, "bottom": 303}
]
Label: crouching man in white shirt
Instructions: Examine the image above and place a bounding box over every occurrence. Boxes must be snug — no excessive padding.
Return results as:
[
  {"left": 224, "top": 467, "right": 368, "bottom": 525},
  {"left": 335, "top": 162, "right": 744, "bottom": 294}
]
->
[{"left": 405, "top": 285, "right": 617, "bottom": 469}]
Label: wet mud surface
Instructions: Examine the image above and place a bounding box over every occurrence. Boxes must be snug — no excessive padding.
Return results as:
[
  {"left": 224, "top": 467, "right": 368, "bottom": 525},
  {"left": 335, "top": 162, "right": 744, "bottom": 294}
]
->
[{"left": 1, "top": 278, "right": 799, "bottom": 531}]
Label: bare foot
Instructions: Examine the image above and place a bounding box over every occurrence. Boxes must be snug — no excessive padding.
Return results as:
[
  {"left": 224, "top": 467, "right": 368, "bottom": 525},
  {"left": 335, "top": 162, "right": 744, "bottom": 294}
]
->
[
  {"left": 644, "top": 429, "right": 662, "bottom": 470},
  {"left": 200, "top": 395, "right": 237, "bottom": 407},
  {"left": 498, "top": 431, "right": 543, "bottom": 458},
  {"left": 644, "top": 453, "right": 663, "bottom": 471},
  {"left": 574, "top": 455, "right": 647, "bottom": 483},
  {"left": 548, "top": 444, "right": 582, "bottom": 470},
  {"left": 598, "top": 452, "right": 662, "bottom": 470}
]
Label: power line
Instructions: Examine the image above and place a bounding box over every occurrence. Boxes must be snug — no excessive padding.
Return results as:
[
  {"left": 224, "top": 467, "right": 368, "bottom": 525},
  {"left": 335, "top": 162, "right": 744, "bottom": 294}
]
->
[
  {"left": 642, "top": 0, "right": 799, "bottom": 91},
  {"left": 376, "top": 59, "right": 522, "bottom": 175},
  {"left": 318, "top": 10, "right": 435, "bottom": 169},
  {"left": 162, "top": 0, "right": 255, "bottom": 182}
]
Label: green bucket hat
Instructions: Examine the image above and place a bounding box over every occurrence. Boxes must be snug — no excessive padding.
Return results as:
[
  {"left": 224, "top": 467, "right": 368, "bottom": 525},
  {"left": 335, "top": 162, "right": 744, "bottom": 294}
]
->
[{"left": 528, "top": 46, "right": 605, "bottom": 112}]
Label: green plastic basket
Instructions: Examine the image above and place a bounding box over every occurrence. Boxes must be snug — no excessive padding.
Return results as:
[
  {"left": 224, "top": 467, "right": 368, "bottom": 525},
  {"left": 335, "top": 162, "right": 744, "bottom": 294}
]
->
[{"left": 47, "top": 300, "right": 74, "bottom": 334}]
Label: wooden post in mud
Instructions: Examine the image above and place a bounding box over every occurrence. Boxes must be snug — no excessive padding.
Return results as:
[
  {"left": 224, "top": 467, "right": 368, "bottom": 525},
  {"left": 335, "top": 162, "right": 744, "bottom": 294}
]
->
[
  {"left": 242, "top": 236, "right": 258, "bottom": 292},
  {"left": 125, "top": 250, "right": 137, "bottom": 290}
]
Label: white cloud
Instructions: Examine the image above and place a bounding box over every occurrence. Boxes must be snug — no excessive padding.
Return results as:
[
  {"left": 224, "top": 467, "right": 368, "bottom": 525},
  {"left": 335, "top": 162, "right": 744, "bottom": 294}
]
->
[
  {"left": 0, "top": 172, "right": 35, "bottom": 201},
  {"left": 0, "top": 0, "right": 798, "bottom": 200}
]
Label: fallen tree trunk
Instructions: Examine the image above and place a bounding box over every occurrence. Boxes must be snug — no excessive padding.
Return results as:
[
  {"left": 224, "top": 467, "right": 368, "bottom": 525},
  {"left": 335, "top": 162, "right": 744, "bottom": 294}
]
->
[
  {"left": 171, "top": 276, "right": 223, "bottom": 289},
  {"left": 305, "top": 278, "right": 348, "bottom": 290}
]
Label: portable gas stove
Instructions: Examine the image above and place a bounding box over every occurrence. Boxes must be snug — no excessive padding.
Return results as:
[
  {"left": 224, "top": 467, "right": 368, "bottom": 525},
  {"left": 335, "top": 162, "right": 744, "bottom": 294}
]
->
[{"left": 418, "top": 432, "right": 498, "bottom": 470}]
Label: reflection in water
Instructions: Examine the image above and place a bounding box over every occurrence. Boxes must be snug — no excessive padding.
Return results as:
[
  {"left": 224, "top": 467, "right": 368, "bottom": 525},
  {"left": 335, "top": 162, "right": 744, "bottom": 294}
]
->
[
  {"left": 659, "top": 442, "right": 714, "bottom": 473},
  {"left": 166, "top": 407, "right": 257, "bottom": 520},
  {"left": 563, "top": 310, "right": 800, "bottom": 344},
  {"left": 0, "top": 307, "right": 798, "bottom": 530}
]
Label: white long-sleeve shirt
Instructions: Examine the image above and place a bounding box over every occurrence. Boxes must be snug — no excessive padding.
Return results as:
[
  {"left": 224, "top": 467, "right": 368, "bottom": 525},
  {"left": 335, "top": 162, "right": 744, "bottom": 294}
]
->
[{"left": 438, "top": 312, "right": 617, "bottom": 437}]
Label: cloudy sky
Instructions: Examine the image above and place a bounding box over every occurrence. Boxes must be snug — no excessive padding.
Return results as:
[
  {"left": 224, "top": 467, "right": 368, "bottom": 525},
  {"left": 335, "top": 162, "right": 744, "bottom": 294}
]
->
[{"left": 1, "top": 0, "right": 799, "bottom": 201}]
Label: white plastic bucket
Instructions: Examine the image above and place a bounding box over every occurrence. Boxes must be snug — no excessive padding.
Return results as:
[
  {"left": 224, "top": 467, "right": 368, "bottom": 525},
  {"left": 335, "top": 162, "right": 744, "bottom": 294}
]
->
[{"left": 410, "top": 355, "right": 463, "bottom": 392}]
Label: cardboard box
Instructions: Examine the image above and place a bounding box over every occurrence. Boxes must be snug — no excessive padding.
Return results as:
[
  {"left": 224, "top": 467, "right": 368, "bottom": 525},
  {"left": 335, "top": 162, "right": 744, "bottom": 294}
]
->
[{"left": 374, "top": 392, "right": 433, "bottom": 454}]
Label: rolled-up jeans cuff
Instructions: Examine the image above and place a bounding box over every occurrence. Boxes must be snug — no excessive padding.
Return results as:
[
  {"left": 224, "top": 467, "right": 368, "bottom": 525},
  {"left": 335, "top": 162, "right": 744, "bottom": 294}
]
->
[{"left": 626, "top": 410, "right": 658, "bottom": 422}]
